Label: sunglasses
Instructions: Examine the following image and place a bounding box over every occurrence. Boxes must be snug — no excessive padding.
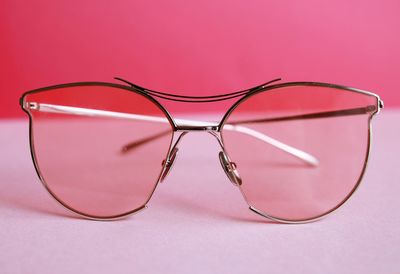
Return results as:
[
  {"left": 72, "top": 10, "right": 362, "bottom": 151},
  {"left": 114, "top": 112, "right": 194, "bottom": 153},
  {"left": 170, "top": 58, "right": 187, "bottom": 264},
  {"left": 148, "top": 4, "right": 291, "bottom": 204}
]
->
[{"left": 20, "top": 78, "right": 383, "bottom": 223}]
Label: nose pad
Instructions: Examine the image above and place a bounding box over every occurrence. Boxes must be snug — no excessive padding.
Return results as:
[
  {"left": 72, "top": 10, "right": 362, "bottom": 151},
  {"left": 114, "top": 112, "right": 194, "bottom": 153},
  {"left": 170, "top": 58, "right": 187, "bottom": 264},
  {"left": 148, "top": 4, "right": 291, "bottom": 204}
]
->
[
  {"left": 219, "top": 151, "right": 242, "bottom": 186},
  {"left": 160, "top": 147, "right": 178, "bottom": 183}
]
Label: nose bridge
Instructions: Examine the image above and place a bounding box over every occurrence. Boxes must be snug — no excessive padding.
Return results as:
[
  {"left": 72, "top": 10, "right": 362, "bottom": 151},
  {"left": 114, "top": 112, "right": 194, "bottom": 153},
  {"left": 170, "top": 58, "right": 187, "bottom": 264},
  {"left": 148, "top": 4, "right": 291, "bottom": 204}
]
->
[
  {"left": 177, "top": 127, "right": 242, "bottom": 186},
  {"left": 175, "top": 124, "right": 220, "bottom": 132},
  {"left": 160, "top": 126, "right": 241, "bottom": 185},
  {"left": 173, "top": 116, "right": 221, "bottom": 132},
  {"left": 174, "top": 124, "right": 225, "bottom": 151},
  {"left": 167, "top": 126, "right": 220, "bottom": 159}
]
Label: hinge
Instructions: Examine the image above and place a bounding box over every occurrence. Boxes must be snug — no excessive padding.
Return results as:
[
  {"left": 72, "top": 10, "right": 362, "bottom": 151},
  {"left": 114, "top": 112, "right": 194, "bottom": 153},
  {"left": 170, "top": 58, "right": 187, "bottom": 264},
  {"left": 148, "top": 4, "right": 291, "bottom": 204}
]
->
[
  {"left": 26, "top": 102, "right": 39, "bottom": 110},
  {"left": 379, "top": 99, "right": 384, "bottom": 109}
]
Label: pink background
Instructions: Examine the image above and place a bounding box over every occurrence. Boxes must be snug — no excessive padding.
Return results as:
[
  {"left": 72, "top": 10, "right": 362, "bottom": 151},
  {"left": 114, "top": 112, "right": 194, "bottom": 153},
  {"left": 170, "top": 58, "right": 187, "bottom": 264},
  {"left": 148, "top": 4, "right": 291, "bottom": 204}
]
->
[
  {"left": 1, "top": 0, "right": 400, "bottom": 118},
  {"left": 1, "top": 2, "right": 399, "bottom": 273}
]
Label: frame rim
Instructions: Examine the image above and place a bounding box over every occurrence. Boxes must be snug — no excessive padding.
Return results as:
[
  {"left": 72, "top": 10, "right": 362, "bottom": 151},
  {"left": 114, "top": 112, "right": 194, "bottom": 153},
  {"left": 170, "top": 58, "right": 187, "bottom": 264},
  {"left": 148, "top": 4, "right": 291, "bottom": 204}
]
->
[
  {"left": 218, "top": 81, "right": 382, "bottom": 129},
  {"left": 247, "top": 116, "right": 374, "bottom": 223},
  {"left": 218, "top": 82, "right": 380, "bottom": 223},
  {"left": 21, "top": 81, "right": 178, "bottom": 129},
  {"left": 20, "top": 82, "right": 178, "bottom": 220}
]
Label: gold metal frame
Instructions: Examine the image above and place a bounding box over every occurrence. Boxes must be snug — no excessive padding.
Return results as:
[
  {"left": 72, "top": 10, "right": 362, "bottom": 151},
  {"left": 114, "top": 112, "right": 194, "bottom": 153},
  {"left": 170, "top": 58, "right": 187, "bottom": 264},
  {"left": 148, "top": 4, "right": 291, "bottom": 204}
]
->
[
  {"left": 21, "top": 83, "right": 177, "bottom": 221},
  {"left": 20, "top": 80, "right": 383, "bottom": 223},
  {"left": 219, "top": 82, "right": 382, "bottom": 223}
]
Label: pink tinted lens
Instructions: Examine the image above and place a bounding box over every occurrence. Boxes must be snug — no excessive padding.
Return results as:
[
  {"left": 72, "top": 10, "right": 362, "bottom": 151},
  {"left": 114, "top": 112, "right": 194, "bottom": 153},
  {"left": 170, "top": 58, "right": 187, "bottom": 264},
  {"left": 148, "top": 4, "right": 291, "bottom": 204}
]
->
[
  {"left": 25, "top": 85, "right": 173, "bottom": 218},
  {"left": 222, "top": 85, "right": 378, "bottom": 221}
]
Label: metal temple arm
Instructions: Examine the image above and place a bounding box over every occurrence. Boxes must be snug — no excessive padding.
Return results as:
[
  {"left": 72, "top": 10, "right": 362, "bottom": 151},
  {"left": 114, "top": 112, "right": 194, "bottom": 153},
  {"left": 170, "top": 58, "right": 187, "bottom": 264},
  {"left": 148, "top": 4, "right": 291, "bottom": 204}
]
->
[
  {"left": 25, "top": 102, "right": 319, "bottom": 165},
  {"left": 222, "top": 124, "right": 319, "bottom": 165},
  {"left": 228, "top": 105, "right": 377, "bottom": 125}
]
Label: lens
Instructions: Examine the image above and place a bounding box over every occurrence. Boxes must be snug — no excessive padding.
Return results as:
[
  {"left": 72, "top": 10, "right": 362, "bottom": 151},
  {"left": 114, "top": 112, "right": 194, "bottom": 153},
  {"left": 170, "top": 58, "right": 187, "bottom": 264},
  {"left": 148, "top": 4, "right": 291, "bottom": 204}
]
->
[
  {"left": 24, "top": 84, "right": 173, "bottom": 218},
  {"left": 222, "top": 84, "right": 378, "bottom": 222}
]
